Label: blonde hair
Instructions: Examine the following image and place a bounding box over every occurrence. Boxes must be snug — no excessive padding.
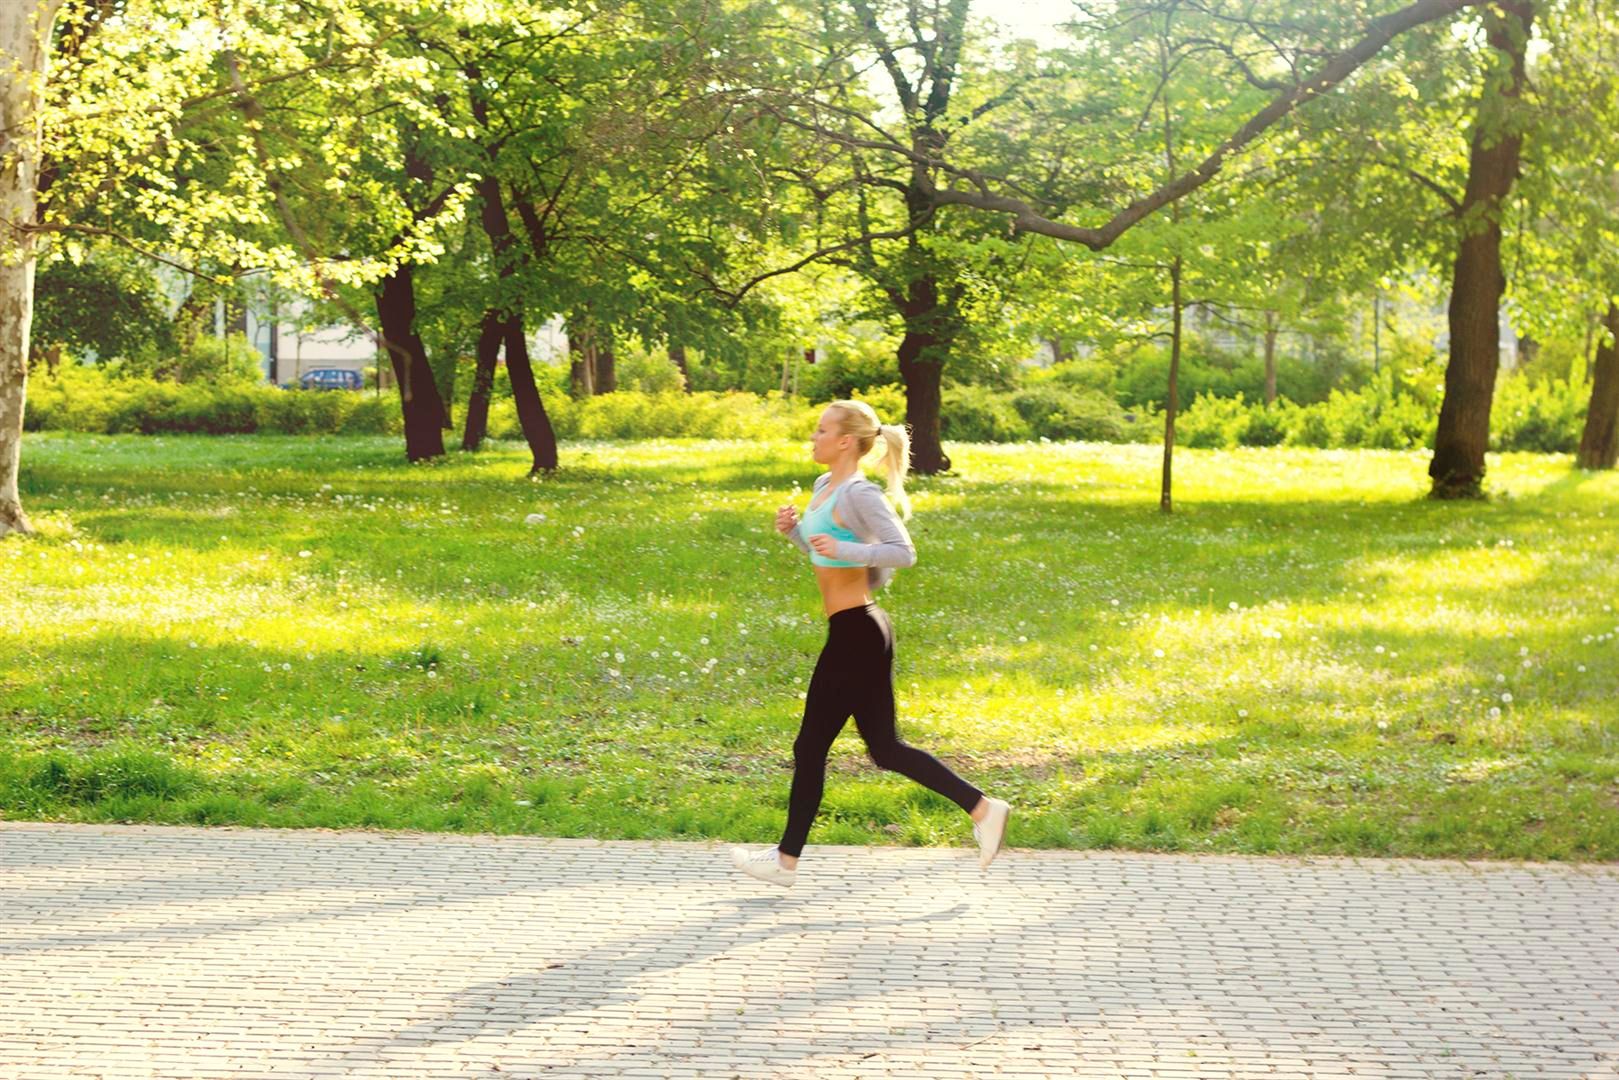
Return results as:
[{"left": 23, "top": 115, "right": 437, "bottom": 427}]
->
[{"left": 828, "top": 399, "right": 912, "bottom": 520}]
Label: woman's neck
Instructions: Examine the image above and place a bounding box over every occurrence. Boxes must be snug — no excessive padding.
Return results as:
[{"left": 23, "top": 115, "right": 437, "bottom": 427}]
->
[{"left": 826, "top": 461, "right": 861, "bottom": 486}]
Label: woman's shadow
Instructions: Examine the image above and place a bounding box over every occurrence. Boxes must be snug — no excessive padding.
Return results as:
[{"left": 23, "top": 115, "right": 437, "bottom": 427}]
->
[{"left": 350, "top": 891, "right": 970, "bottom": 1062}]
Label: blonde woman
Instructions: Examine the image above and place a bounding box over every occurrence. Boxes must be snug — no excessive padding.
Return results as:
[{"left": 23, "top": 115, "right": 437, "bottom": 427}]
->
[{"left": 730, "top": 400, "right": 1011, "bottom": 887}]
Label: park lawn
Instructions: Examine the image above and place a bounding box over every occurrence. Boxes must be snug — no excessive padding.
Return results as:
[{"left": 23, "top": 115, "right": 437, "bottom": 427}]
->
[{"left": 2, "top": 431, "right": 1616, "bottom": 861}]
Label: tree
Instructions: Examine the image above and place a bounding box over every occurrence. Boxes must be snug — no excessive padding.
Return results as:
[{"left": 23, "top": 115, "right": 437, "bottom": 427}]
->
[
  {"left": 1428, "top": 1, "right": 1535, "bottom": 498},
  {"left": 1, "top": 0, "right": 65, "bottom": 536},
  {"left": 2, "top": 0, "right": 477, "bottom": 528}
]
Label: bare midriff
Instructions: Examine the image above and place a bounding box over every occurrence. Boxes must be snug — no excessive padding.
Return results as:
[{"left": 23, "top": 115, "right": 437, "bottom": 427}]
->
[{"left": 814, "top": 565, "right": 870, "bottom": 618}]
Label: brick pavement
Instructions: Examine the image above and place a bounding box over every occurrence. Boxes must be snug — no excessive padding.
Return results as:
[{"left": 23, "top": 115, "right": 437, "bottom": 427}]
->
[{"left": 1, "top": 822, "right": 1616, "bottom": 1079}]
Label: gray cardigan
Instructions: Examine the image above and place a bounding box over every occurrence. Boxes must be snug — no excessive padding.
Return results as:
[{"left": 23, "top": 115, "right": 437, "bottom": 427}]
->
[{"left": 786, "top": 472, "right": 917, "bottom": 593}]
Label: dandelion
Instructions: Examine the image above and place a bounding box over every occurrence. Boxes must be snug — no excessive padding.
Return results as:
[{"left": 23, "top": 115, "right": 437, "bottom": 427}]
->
[
  {"left": 1376, "top": 720, "right": 1388, "bottom": 730},
  {"left": 1501, "top": 693, "right": 1513, "bottom": 704},
  {"left": 1374, "top": 645, "right": 1385, "bottom": 654},
  {"left": 298, "top": 550, "right": 312, "bottom": 558},
  {"left": 1152, "top": 648, "right": 1164, "bottom": 658},
  {"left": 1488, "top": 706, "right": 1500, "bottom": 718}
]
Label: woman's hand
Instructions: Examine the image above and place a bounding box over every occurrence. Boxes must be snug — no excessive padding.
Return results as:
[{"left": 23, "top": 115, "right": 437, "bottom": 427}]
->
[
  {"left": 807, "top": 533, "right": 841, "bottom": 558},
  {"left": 775, "top": 505, "right": 799, "bottom": 535}
]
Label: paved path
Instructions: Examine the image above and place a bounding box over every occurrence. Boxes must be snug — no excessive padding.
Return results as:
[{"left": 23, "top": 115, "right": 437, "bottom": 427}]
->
[{"left": 1, "top": 823, "right": 1616, "bottom": 1079}]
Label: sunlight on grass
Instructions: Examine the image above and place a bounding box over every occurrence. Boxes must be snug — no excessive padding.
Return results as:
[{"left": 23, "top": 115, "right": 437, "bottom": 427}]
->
[{"left": 4, "top": 432, "right": 1617, "bottom": 859}]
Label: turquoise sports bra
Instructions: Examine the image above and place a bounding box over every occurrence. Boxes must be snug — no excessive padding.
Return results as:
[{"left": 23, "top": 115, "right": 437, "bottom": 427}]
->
[{"left": 803, "top": 478, "right": 863, "bottom": 567}]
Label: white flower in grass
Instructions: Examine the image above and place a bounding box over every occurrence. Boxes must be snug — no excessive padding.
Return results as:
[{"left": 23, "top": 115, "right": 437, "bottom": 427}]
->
[
  {"left": 524, "top": 513, "right": 546, "bottom": 525},
  {"left": 1488, "top": 706, "right": 1500, "bottom": 718},
  {"left": 608, "top": 668, "right": 620, "bottom": 678},
  {"left": 1376, "top": 720, "right": 1388, "bottom": 730},
  {"left": 1152, "top": 648, "right": 1164, "bottom": 658},
  {"left": 1500, "top": 693, "right": 1512, "bottom": 704},
  {"left": 299, "top": 550, "right": 312, "bottom": 558}
]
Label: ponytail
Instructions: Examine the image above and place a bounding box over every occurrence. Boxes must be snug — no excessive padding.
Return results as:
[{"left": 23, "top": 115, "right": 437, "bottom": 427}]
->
[{"left": 873, "top": 423, "right": 912, "bottom": 521}]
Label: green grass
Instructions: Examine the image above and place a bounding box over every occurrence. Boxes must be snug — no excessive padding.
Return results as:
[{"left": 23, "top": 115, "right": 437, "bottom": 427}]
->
[{"left": 3, "top": 431, "right": 1617, "bottom": 860}]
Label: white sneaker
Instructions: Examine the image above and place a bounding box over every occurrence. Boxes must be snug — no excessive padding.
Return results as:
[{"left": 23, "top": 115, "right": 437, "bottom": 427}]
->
[
  {"left": 972, "top": 798, "right": 1011, "bottom": 869},
  {"left": 730, "top": 845, "right": 796, "bottom": 887}
]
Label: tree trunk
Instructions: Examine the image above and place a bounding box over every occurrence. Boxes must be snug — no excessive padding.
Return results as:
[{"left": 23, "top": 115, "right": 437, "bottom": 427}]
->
[
  {"left": 1583, "top": 309, "right": 1598, "bottom": 383},
  {"left": 504, "top": 312, "right": 559, "bottom": 473},
  {"left": 0, "top": 0, "right": 66, "bottom": 537},
  {"left": 895, "top": 274, "right": 952, "bottom": 474},
  {"left": 375, "top": 264, "right": 446, "bottom": 462},
  {"left": 1161, "top": 256, "right": 1184, "bottom": 515},
  {"left": 1429, "top": 0, "right": 1533, "bottom": 499},
  {"left": 1263, "top": 309, "right": 1280, "bottom": 407},
  {"left": 594, "top": 335, "right": 616, "bottom": 395},
  {"left": 668, "top": 342, "right": 690, "bottom": 391},
  {"left": 1576, "top": 301, "right": 1619, "bottom": 470},
  {"left": 462, "top": 308, "right": 501, "bottom": 451},
  {"left": 568, "top": 317, "right": 595, "bottom": 398}
]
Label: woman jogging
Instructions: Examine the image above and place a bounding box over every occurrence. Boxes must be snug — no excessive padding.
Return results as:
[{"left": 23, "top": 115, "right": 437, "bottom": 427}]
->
[{"left": 730, "top": 399, "right": 1011, "bottom": 887}]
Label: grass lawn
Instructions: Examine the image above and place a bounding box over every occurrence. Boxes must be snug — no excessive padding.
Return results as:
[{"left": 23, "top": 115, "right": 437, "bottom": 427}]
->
[{"left": 3, "top": 431, "right": 1617, "bottom": 860}]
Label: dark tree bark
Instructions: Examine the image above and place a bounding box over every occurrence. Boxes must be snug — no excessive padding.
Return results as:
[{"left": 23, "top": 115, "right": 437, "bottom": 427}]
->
[
  {"left": 1161, "top": 256, "right": 1183, "bottom": 514},
  {"left": 468, "top": 172, "right": 560, "bottom": 469},
  {"left": 895, "top": 273, "right": 953, "bottom": 474},
  {"left": 504, "top": 312, "right": 559, "bottom": 473},
  {"left": 462, "top": 308, "right": 501, "bottom": 451},
  {"left": 668, "top": 343, "right": 691, "bottom": 391},
  {"left": 376, "top": 263, "right": 447, "bottom": 462},
  {"left": 594, "top": 335, "right": 616, "bottom": 395},
  {"left": 1429, "top": 0, "right": 1533, "bottom": 499},
  {"left": 1577, "top": 302, "right": 1619, "bottom": 470},
  {"left": 1263, "top": 309, "right": 1280, "bottom": 406}
]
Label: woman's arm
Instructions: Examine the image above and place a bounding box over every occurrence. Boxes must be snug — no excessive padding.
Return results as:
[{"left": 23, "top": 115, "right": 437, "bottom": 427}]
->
[
  {"left": 781, "top": 474, "right": 825, "bottom": 556},
  {"left": 832, "top": 482, "right": 917, "bottom": 568}
]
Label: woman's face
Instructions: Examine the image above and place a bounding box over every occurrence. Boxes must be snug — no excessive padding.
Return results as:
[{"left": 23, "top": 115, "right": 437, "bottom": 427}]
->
[{"left": 812, "top": 408, "right": 848, "bottom": 464}]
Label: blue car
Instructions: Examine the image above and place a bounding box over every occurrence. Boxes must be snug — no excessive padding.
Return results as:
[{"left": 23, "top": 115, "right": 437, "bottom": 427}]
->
[{"left": 297, "top": 368, "right": 363, "bottom": 391}]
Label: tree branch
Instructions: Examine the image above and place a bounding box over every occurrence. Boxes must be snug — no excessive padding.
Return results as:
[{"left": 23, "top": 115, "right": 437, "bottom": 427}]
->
[{"left": 925, "top": 0, "right": 1479, "bottom": 250}]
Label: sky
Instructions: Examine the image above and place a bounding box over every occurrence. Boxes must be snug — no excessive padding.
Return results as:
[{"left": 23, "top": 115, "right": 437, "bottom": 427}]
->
[{"left": 981, "top": 0, "right": 1083, "bottom": 41}]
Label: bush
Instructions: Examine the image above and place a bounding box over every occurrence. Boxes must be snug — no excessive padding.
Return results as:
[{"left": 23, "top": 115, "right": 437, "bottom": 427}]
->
[
  {"left": 941, "top": 385, "right": 1032, "bottom": 442},
  {"left": 1025, "top": 359, "right": 1116, "bottom": 397},
  {"left": 1009, "top": 386, "right": 1126, "bottom": 441},
  {"left": 1491, "top": 375, "right": 1585, "bottom": 453},
  {"left": 173, "top": 333, "right": 264, "bottom": 385}
]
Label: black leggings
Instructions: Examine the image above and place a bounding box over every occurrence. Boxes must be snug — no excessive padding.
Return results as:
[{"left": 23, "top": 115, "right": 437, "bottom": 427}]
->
[{"left": 778, "top": 603, "right": 982, "bottom": 858}]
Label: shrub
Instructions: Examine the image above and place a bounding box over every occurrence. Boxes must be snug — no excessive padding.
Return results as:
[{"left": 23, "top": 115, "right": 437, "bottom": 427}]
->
[
  {"left": 1009, "top": 385, "right": 1126, "bottom": 441},
  {"left": 941, "top": 385, "right": 1032, "bottom": 442},
  {"left": 1491, "top": 375, "right": 1585, "bottom": 453}
]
